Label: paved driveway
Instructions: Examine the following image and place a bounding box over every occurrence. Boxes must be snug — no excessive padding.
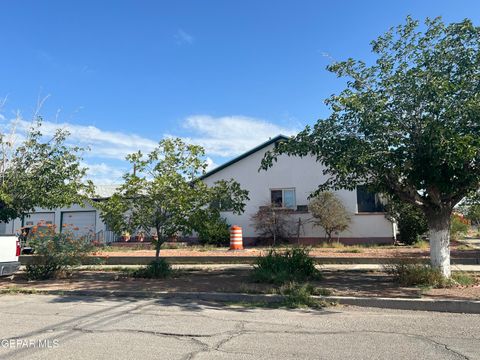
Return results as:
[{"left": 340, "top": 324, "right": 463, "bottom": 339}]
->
[{"left": 0, "top": 294, "right": 478, "bottom": 359}]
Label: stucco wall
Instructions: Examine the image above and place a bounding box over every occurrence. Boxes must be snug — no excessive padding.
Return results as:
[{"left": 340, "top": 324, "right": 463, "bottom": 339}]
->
[{"left": 203, "top": 143, "right": 393, "bottom": 243}]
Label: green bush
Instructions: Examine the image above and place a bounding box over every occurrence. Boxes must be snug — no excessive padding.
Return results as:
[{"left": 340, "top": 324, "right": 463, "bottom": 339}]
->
[
  {"left": 395, "top": 205, "right": 428, "bottom": 245},
  {"left": 384, "top": 260, "right": 445, "bottom": 287},
  {"left": 26, "top": 227, "right": 94, "bottom": 280},
  {"left": 132, "top": 259, "right": 172, "bottom": 279},
  {"left": 252, "top": 247, "right": 321, "bottom": 285},
  {"left": 192, "top": 210, "right": 230, "bottom": 246}
]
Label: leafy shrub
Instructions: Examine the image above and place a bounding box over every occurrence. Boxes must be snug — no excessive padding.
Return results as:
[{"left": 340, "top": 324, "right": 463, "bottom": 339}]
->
[
  {"left": 132, "top": 259, "right": 172, "bottom": 279},
  {"left": 252, "top": 247, "right": 321, "bottom": 284},
  {"left": 450, "top": 214, "right": 469, "bottom": 240},
  {"left": 192, "top": 210, "right": 230, "bottom": 246},
  {"left": 26, "top": 226, "right": 94, "bottom": 280},
  {"left": 385, "top": 199, "right": 428, "bottom": 245}
]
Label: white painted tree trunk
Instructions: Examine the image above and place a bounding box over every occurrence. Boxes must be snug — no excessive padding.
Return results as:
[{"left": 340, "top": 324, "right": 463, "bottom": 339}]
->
[{"left": 428, "top": 227, "right": 451, "bottom": 278}]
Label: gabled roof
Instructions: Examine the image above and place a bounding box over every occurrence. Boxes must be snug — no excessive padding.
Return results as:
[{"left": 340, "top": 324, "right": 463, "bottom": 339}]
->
[{"left": 200, "top": 134, "right": 290, "bottom": 180}]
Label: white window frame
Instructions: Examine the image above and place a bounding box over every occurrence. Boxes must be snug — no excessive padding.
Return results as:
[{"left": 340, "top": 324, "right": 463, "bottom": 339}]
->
[{"left": 270, "top": 188, "right": 296, "bottom": 209}]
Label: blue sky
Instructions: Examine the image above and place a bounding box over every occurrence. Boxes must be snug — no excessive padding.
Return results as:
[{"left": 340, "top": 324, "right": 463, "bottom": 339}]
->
[{"left": 1, "top": 0, "right": 479, "bottom": 184}]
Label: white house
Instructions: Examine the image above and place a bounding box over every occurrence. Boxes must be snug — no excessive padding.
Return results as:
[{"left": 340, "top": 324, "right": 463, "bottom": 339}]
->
[
  {"left": 201, "top": 135, "right": 395, "bottom": 245},
  {"left": 0, "top": 136, "right": 394, "bottom": 245}
]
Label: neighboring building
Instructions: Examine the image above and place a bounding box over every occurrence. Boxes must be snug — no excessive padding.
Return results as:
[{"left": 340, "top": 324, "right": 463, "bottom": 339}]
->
[
  {"left": 0, "top": 185, "right": 118, "bottom": 242},
  {"left": 201, "top": 135, "right": 395, "bottom": 245}
]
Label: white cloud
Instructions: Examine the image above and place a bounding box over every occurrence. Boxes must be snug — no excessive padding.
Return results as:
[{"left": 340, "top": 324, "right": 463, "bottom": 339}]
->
[
  {"left": 176, "top": 115, "right": 298, "bottom": 157},
  {"left": 174, "top": 29, "right": 194, "bottom": 45},
  {"left": 205, "top": 157, "right": 218, "bottom": 172},
  {"left": 3, "top": 113, "right": 298, "bottom": 184},
  {"left": 83, "top": 162, "right": 126, "bottom": 185},
  {"left": 13, "top": 119, "right": 158, "bottom": 160}
]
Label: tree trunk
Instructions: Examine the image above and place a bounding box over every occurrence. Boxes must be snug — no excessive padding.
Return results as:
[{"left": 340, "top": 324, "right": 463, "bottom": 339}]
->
[
  {"left": 155, "top": 227, "right": 161, "bottom": 261},
  {"left": 326, "top": 231, "right": 332, "bottom": 244},
  {"left": 425, "top": 208, "right": 452, "bottom": 278}
]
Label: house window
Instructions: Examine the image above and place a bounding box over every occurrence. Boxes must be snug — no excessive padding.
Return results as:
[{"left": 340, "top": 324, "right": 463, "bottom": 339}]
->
[
  {"left": 356, "top": 185, "right": 385, "bottom": 213},
  {"left": 271, "top": 189, "right": 296, "bottom": 209}
]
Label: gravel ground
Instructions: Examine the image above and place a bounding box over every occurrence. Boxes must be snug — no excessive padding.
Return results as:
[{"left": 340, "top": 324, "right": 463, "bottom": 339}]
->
[{"left": 1, "top": 268, "right": 479, "bottom": 300}]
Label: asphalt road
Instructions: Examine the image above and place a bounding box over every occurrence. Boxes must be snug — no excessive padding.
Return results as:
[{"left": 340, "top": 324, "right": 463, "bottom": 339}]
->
[{"left": 0, "top": 295, "right": 478, "bottom": 360}]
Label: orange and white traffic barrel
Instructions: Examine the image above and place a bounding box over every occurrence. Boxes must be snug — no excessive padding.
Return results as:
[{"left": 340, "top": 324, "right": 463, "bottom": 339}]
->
[{"left": 229, "top": 225, "right": 243, "bottom": 250}]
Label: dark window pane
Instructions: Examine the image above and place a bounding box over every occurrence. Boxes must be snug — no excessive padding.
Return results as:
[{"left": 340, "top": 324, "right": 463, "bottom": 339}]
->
[
  {"left": 357, "top": 185, "right": 385, "bottom": 212},
  {"left": 271, "top": 190, "right": 283, "bottom": 207}
]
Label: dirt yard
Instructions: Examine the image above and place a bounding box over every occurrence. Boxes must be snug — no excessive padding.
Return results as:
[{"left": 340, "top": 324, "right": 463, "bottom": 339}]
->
[
  {"left": 91, "top": 243, "right": 480, "bottom": 259},
  {"left": 1, "top": 268, "right": 479, "bottom": 300}
]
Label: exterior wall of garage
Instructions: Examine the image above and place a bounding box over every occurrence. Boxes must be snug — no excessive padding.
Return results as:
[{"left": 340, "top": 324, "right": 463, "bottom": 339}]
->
[{"left": 2, "top": 202, "right": 107, "bottom": 238}]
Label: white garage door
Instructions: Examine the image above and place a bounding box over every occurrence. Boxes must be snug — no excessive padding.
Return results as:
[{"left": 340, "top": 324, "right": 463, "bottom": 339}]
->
[
  {"left": 61, "top": 211, "right": 96, "bottom": 239},
  {"left": 24, "top": 212, "right": 55, "bottom": 227}
]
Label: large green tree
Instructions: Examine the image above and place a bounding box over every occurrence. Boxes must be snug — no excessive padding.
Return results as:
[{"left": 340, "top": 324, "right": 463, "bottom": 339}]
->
[
  {"left": 98, "top": 138, "right": 249, "bottom": 259},
  {"left": 0, "top": 118, "right": 92, "bottom": 222},
  {"left": 262, "top": 17, "right": 480, "bottom": 277}
]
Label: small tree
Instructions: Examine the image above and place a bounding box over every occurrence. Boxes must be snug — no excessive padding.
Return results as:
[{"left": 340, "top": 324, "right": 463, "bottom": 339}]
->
[
  {"left": 0, "top": 114, "right": 92, "bottom": 222},
  {"left": 98, "top": 138, "right": 248, "bottom": 260},
  {"left": 251, "top": 203, "right": 294, "bottom": 245},
  {"left": 309, "top": 192, "right": 351, "bottom": 243},
  {"left": 262, "top": 17, "right": 480, "bottom": 277}
]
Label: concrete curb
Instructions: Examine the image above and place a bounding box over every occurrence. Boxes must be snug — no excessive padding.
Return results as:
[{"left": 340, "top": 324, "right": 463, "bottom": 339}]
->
[
  {"left": 319, "top": 295, "right": 480, "bottom": 314},
  {"left": 19, "top": 255, "right": 480, "bottom": 266},
  {"left": 3, "top": 288, "right": 479, "bottom": 314}
]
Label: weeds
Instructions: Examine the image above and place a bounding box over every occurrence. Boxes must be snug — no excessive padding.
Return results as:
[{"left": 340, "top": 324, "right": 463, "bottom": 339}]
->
[
  {"left": 278, "top": 282, "right": 325, "bottom": 308},
  {"left": 228, "top": 282, "right": 334, "bottom": 309},
  {"left": 0, "top": 287, "right": 42, "bottom": 295},
  {"left": 384, "top": 260, "right": 478, "bottom": 288},
  {"left": 338, "top": 248, "right": 363, "bottom": 253},
  {"left": 384, "top": 261, "right": 445, "bottom": 287},
  {"left": 252, "top": 247, "right": 321, "bottom": 285},
  {"left": 413, "top": 240, "right": 429, "bottom": 250},
  {"left": 451, "top": 272, "right": 477, "bottom": 286}
]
